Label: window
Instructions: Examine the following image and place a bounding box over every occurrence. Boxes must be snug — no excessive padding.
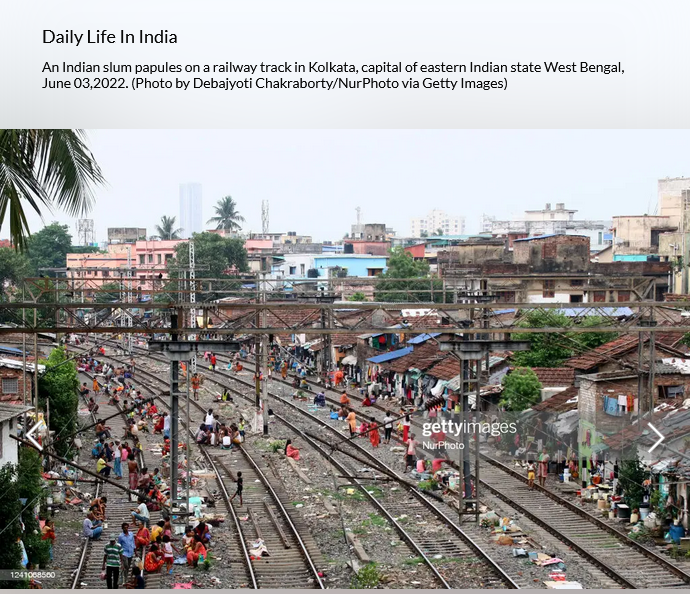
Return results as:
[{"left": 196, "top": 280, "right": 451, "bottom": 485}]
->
[
  {"left": 660, "top": 385, "right": 684, "bottom": 399},
  {"left": 139, "top": 255, "right": 145, "bottom": 265},
  {"left": 300, "top": 264, "right": 305, "bottom": 275},
  {"left": 148, "top": 254, "right": 153, "bottom": 264},
  {"left": 617, "top": 290, "right": 631, "bottom": 302},
  {"left": 289, "top": 266, "right": 297, "bottom": 275},
  {"left": 570, "top": 279, "right": 584, "bottom": 287},
  {"left": 570, "top": 294, "right": 583, "bottom": 303},
  {"left": 543, "top": 279, "right": 555, "bottom": 298},
  {"left": 165, "top": 254, "right": 172, "bottom": 262},
  {"left": 2, "top": 377, "right": 18, "bottom": 394},
  {"left": 593, "top": 290, "right": 606, "bottom": 302},
  {"left": 157, "top": 254, "right": 162, "bottom": 264},
  {"left": 367, "top": 268, "right": 383, "bottom": 276},
  {"left": 102, "top": 270, "right": 109, "bottom": 277}
]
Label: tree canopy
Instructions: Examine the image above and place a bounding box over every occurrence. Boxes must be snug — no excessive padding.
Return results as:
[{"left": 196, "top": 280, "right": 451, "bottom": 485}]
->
[
  {"left": 500, "top": 367, "right": 543, "bottom": 411},
  {"left": 168, "top": 232, "right": 249, "bottom": 279},
  {"left": 38, "top": 347, "right": 79, "bottom": 458},
  {"left": 25, "top": 222, "right": 73, "bottom": 274},
  {"left": 0, "top": 129, "right": 104, "bottom": 249},
  {"left": 510, "top": 310, "right": 618, "bottom": 368},
  {"left": 373, "top": 247, "right": 444, "bottom": 302},
  {"left": 155, "top": 215, "right": 182, "bottom": 240},
  {"left": 207, "top": 196, "right": 245, "bottom": 232}
]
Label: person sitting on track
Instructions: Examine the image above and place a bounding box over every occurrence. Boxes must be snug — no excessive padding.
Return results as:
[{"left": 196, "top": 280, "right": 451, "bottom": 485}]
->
[
  {"left": 340, "top": 392, "right": 351, "bottom": 406},
  {"left": 186, "top": 535, "right": 206, "bottom": 567},
  {"left": 90, "top": 496, "right": 108, "bottom": 521},
  {"left": 144, "top": 543, "right": 165, "bottom": 573}
]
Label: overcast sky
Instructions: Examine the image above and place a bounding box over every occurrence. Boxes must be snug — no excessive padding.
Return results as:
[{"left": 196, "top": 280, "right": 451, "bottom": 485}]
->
[{"left": 18, "top": 130, "right": 690, "bottom": 243}]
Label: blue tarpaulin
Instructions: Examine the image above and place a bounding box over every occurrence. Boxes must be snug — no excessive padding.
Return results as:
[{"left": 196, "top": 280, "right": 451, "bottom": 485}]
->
[{"left": 367, "top": 347, "right": 413, "bottom": 364}]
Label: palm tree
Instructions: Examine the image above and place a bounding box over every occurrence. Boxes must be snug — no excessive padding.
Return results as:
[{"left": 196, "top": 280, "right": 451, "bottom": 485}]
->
[
  {"left": 155, "top": 215, "right": 182, "bottom": 240},
  {"left": 207, "top": 196, "right": 245, "bottom": 232},
  {"left": 0, "top": 129, "right": 104, "bottom": 249}
]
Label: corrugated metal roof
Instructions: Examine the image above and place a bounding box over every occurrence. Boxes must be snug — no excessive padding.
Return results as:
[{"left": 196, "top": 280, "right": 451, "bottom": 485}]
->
[
  {"left": 0, "top": 403, "right": 34, "bottom": 423},
  {"left": 367, "top": 347, "right": 413, "bottom": 364},
  {"left": 557, "top": 307, "right": 633, "bottom": 317},
  {"left": 406, "top": 333, "right": 441, "bottom": 345}
]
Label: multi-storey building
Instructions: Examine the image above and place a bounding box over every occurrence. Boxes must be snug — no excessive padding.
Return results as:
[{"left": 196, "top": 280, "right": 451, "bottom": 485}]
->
[
  {"left": 179, "top": 183, "right": 203, "bottom": 238},
  {"left": 410, "top": 209, "right": 465, "bottom": 237},
  {"left": 482, "top": 203, "right": 612, "bottom": 251}
]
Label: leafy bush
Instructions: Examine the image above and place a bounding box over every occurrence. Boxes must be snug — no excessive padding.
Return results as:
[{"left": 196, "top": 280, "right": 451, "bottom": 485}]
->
[{"left": 350, "top": 562, "right": 381, "bottom": 589}]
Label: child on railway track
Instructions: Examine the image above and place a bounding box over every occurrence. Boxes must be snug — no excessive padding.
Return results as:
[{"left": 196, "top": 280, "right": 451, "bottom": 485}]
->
[{"left": 161, "top": 535, "right": 178, "bottom": 574}]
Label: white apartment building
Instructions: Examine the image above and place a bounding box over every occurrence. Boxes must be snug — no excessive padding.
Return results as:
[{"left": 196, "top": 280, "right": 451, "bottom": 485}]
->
[
  {"left": 179, "top": 182, "right": 203, "bottom": 239},
  {"left": 482, "top": 202, "right": 612, "bottom": 252},
  {"left": 410, "top": 209, "right": 465, "bottom": 236}
]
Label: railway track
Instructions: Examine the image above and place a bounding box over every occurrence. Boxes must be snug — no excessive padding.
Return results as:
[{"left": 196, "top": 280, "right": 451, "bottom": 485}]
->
[
  {"left": 84, "top": 337, "right": 690, "bottom": 588},
  {"left": 93, "top": 342, "right": 519, "bottom": 589},
  {"left": 74, "top": 346, "right": 326, "bottom": 589},
  {"left": 70, "top": 369, "right": 164, "bottom": 589},
  {"left": 193, "top": 347, "right": 690, "bottom": 589}
]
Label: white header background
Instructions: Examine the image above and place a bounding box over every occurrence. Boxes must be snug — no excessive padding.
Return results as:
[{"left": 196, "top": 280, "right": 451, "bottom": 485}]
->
[{"left": 2, "top": 0, "right": 687, "bottom": 127}]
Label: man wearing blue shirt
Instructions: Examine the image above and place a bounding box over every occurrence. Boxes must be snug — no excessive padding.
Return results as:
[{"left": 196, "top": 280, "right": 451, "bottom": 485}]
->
[{"left": 117, "top": 522, "right": 135, "bottom": 584}]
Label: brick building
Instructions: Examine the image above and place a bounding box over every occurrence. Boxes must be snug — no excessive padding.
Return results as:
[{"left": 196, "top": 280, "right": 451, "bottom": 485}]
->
[{"left": 0, "top": 358, "right": 44, "bottom": 402}]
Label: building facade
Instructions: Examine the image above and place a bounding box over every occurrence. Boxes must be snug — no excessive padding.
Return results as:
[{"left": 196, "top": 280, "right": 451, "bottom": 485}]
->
[
  {"left": 482, "top": 203, "right": 612, "bottom": 252},
  {"left": 410, "top": 209, "right": 465, "bottom": 237},
  {"left": 179, "top": 183, "right": 203, "bottom": 238},
  {"left": 107, "top": 228, "right": 147, "bottom": 244}
]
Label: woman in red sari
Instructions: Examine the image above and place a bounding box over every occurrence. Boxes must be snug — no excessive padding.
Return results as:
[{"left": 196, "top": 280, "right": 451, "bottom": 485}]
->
[
  {"left": 285, "top": 439, "right": 300, "bottom": 461},
  {"left": 369, "top": 418, "right": 380, "bottom": 448}
]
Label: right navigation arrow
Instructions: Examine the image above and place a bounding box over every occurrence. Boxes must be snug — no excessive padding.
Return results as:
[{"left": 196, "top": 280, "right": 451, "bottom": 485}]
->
[{"left": 648, "top": 423, "right": 665, "bottom": 453}]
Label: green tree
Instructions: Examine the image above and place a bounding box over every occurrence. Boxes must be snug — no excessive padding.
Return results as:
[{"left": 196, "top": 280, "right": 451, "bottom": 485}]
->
[
  {"left": 511, "top": 311, "right": 618, "bottom": 367},
  {"left": 38, "top": 347, "right": 79, "bottom": 458},
  {"left": 511, "top": 310, "right": 574, "bottom": 367},
  {"left": 575, "top": 315, "right": 619, "bottom": 351},
  {"left": 207, "top": 196, "right": 245, "bottom": 232},
  {"left": 435, "top": 228, "right": 444, "bottom": 236},
  {"left": 347, "top": 292, "right": 368, "bottom": 302},
  {"left": 0, "top": 464, "right": 23, "bottom": 582},
  {"left": 0, "top": 246, "right": 32, "bottom": 293},
  {"left": 93, "top": 281, "right": 122, "bottom": 303},
  {"left": 155, "top": 215, "right": 182, "bottom": 240},
  {"left": 500, "top": 367, "right": 543, "bottom": 411},
  {"left": 25, "top": 222, "right": 73, "bottom": 275},
  {"left": 374, "top": 247, "right": 444, "bottom": 302},
  {"left": 419, "top": 230, "right": 428, "bottom": 238},
  {"left": 0, "top": 129, "right": 104, "bottom": 249}
]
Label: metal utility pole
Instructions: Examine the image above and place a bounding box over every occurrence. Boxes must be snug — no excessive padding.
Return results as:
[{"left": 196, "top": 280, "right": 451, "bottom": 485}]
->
[
  {"left": 189, "top": 240, "right": 197, "bottom": 377},
  {"left": 169, "top": 312, "right": 181, "bottom": 502},
  {"left": 254, "top": 274, "right": 261, "bottom": 431},
  {"left": 261, "top": 269, "right": 269, "bottom": 436},
  {"left": 683, "top": 190, "right": 690, "bottom": 295}
]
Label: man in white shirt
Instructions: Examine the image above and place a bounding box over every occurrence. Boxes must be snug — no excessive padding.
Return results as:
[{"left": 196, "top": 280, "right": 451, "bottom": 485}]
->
[{"left": 131, "top": 497, "right": 150, "bottom": 527}]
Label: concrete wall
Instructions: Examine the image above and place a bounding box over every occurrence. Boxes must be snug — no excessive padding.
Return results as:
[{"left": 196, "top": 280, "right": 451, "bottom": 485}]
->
[
  {"left": 344, "top": 241, "right": 391, "bottom": 256},
  {"left": 0, "top": 419, "right": 19, "bottom": 467},
  {"left": 612, "top": 215, "right": 677, "bottom": 255},
  {"left": 513, "top": 235, "right": 590, "bottom": 271},
  {"left": 314, "top": 255, "right": 387, "bottom": 277},
  {"left": 442, "top": 241, "right": 507, "bottom": 265},
  {"left": 658, "top": 177, "right": 690, "bottom": 229}
]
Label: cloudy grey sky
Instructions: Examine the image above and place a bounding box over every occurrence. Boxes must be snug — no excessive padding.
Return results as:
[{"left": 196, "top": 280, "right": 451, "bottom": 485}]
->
[{"left": 19, "top": 130, "right": 690, "bottom": 243}]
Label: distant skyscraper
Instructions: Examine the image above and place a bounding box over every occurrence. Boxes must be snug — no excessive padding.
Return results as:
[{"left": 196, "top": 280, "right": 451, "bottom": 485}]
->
[{"left": 179, "top": 183, "right": 203, "bottom": 238}]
